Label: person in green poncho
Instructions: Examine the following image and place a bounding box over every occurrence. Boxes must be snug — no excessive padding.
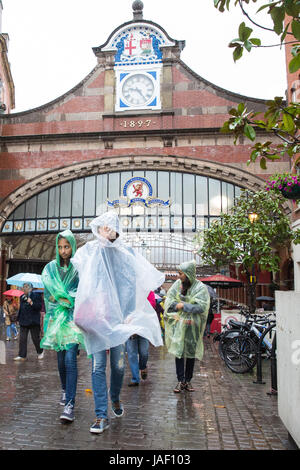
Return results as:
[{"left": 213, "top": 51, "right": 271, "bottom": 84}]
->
[
  {"left": 164, "top": 260, "right": 210, "bottom": 393},
  {"left": 41, "top": 230, "right": 85, "bottom": 424}
]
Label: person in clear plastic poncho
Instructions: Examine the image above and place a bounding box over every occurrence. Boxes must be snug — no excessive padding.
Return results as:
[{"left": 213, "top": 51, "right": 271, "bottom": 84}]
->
[
  {"left": 41, "top": 230, "right": 85, "bottom": 424},
  {"left": 164, "top": 260, "right": 210, "bottom": 393},
  {"left": 71, "top": 211, "right": 164, "bottom": 434}
]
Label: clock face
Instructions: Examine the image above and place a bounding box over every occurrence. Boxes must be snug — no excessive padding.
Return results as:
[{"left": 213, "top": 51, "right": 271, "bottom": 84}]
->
[{"left": 122, "top": 73, "right": 155, "bottom": 106}]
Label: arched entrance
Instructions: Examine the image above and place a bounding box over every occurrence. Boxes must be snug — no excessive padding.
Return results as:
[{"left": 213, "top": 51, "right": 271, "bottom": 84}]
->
[{"left": 0, "top": 155, "right": 266, "bottom": 299}]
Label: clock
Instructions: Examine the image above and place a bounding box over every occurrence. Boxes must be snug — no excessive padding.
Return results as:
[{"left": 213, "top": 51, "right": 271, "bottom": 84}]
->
[
  {"left": 121, "top": 73, "right": 155, "bottom": 107},
  {"left": 115, "top": 68, "right": 161, "bottom": 112}
]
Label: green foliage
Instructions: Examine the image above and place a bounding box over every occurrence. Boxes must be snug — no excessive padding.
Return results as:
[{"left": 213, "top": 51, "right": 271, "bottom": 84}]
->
[
  {"left": 214, "top": 0, "right": 300, "bottom": 73},
  {"left": 214, "top": 1, "right": 300, "bottom": 167},
  {"left": 195, "top": 189, "right": 300, "bottom": 275},
  {"left": 220, "top": 98, "right": 300, "bottom": 166}
]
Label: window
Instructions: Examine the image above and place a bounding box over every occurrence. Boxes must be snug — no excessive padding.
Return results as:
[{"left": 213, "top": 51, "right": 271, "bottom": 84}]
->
[
  {"left": 25, "top": 196, "right": 37, "bottom": 219},
  {"left": 37, "top": 191, "right": 49, "bottom": 218},
  {"left": 209, "top": 179, "right": 222, "bottom": 216},
  {"left": 84, "top": 176, "right": 96, "bottom": 216},
  {"left": 60, "top": 182, "right": 72, "bottom": 217}
]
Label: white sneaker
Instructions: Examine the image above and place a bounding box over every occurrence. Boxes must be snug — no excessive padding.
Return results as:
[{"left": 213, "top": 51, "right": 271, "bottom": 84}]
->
[
  {"left": 37, "top": 352, "right": 44, "bottom": 360},
  {"left": 14, "top": 356, "right": 27, "bottom": 361}
]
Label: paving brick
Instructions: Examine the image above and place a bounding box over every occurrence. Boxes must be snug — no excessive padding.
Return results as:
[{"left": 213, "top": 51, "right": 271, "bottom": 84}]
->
[{"left": 0, "top": 327, "right": 293, "bottom": 450}]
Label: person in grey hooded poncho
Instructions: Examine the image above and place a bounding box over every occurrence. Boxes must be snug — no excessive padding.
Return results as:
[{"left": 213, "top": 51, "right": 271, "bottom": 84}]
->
[
  {"left": 72, "top": 211, "right": 164, "bottom": 434},
  {"left": 164, "top": 260, "right": 210, "bottom": 393}
]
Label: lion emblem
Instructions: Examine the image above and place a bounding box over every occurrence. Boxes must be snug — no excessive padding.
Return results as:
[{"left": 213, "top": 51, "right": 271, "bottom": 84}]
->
[{"left": 132, "top": 183, "right": 143, "bottom": 198}]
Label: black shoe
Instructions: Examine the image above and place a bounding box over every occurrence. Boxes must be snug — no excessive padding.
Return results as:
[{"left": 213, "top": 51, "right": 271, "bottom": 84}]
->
[
  {"left": 112, "top": 401, "right": 124, "bottom": 417},
  {"left": 141, "top": 369, "right": 148, "bottom": 380},
  {"left": 128, "top": 381, "right": 139, "bottom": 387}
]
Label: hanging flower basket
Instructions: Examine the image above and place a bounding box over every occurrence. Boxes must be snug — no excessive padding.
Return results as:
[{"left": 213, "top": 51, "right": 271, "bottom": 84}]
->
[
  {"left": 265, "top": 173, "right": 300, "bottom": 200},
  {"left": 280, "top": 185, "right": 300, "bottom": 200}
]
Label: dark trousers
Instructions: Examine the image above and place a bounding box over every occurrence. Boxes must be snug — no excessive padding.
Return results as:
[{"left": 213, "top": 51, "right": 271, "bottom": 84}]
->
[
  {"left": 175, "top": 357, "right": 195, "bottom": 383},
  {"left": 19, "top": 325, "right": 43, "bottom": 358}
]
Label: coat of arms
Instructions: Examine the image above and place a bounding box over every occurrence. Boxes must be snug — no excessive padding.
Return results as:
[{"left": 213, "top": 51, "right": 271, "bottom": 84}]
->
[{"left": 107, "top": 177, "right": 171, "bottom": 208}]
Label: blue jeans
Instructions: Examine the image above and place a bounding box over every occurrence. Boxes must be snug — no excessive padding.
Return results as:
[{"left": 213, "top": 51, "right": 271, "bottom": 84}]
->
[
  {"left": 6, "top": 323, "right": 18, "bottom": 339},
  {"left": 92, "top": 344, "right": 125, "bottom": 419},
  {"left": 126, "top": 335, "right": 149, "bottom": 384},
  {"left": 57, "top": 344, "right": 79, "bottom": 407}
]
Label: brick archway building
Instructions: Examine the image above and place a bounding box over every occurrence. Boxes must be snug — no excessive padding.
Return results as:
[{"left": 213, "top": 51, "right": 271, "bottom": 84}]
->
[{"left": 0, "top": 3, "right": 292, "bottom": 302}]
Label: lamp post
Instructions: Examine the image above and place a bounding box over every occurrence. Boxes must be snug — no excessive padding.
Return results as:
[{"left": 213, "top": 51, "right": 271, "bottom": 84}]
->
[{"left": 248, "top": 211, "right": 259, "bottom": 313}]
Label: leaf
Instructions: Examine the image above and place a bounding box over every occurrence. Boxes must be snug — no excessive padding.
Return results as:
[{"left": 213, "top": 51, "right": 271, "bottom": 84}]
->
[
  {"left": 281, "top": 23, "right": 290, "bottom": 44},
  {"left": 244, "top": 123, "right": 256, "bottom": 141},
  {"left": 285, "top": 0, "right": 300, "bottom": 18},
  {"left": 292, "top": 20, "right": 300, "bottom": 41},
  {"left": 238, "top": 22, "right": 253, "bottom": 41},
  {"left": 289, "top": 53, "right": 300, "bottom": 73},
  {"left": 270, "top": 6, "right": 285, "bottom": 35},
  {"left": 260, "top": 157, "right": 267, "bottom": 170},
  {"left": 250, "top": 37, "right": 261, "bottom": 46},
  {"left": 237, "top": 102, "right": 245, "bottom": 114},
  {"left": 233, "top": 45, "right": 243, "bottom": 61},
  {"left": 282, "top": 112, "right": 295, "bottom": 133},
  {"left": 229, "top": 41, "right": 242, "bottom": 48},
  {"left": 244, "top": 39, "right": 252, "bottom": 52},
  {"left": 256, "top": 2, "right": 277, "bottom": 13}
]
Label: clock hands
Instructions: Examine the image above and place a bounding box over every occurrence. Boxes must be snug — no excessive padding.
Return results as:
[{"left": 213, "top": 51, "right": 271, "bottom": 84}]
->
[{"left": 126, "top": 86, "right": 147, "bottom": 101}]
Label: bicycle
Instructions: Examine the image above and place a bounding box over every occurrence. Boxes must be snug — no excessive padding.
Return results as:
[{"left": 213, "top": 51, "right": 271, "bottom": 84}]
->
[
  {"left": 223, "top": 314, "right": 276, "bottom": 374},
  {"left": 213, "top": 305, "right": 251, "bottom": 360}
]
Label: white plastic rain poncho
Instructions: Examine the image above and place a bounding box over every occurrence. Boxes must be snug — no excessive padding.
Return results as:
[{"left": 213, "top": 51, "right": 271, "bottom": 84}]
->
[{"left": 72, "top": 212, "right": 165, "bottom": 355}]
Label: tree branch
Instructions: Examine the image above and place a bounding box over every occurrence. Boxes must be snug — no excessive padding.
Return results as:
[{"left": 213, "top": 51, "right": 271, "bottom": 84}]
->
[{"left": 238, "top": 0, "right": 293, "bottom": 35}]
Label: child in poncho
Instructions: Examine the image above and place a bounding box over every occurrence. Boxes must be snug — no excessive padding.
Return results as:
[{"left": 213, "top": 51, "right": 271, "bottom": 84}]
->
[
  {"left": 41, "top": 230, "right": 85, "bottom": 424},
  {"left": 164, "top": 260, "right": 210, "bottom": 393}
]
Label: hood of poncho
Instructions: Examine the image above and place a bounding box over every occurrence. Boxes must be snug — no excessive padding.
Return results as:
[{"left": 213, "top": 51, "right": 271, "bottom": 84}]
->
[
  {"left": 90, "top": 212, "right": 123, "bottom": 248},
  {"left": 56, "top": 230, "right": 77, "bottom": 267},
  {"left": 179, "top": 260, "right": 197, "bottom": 285}
]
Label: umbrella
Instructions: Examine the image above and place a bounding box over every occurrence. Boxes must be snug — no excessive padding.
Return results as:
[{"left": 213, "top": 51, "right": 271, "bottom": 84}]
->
[
  {"left": 199, "top": 274, "right": 243, "bottom": 313},
  {"left": 3, "top": 289, "right": 24, "bottom": 297},
  {"left": 256, "top": 296, "right": 275, "bottom": 302},
  {"left": 199, "top": 274, "right": 243, "bottom": 288},
  {"left": 6, "top": 273, "right": 44, "bottom": 289}
]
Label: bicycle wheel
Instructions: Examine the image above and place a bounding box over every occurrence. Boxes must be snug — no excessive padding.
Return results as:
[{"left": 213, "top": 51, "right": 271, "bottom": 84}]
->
[
  {"left": 218, "top": 330, "right": 241, "bottom": 361},
  {"left": 223, "top": 335, "right": 257, "bottom": 374}
]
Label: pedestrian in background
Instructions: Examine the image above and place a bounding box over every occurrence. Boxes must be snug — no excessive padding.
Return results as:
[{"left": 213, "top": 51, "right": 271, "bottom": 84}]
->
[
  {"left": 164, "top": 260, "right": 210, "bottom": 393},
  {"left": 41, "top": 230, "right": 85, "bottom": 424},
  {"left": 204, "top": 299, "right": 215, "bottom": 338},
  {"left": 14, "top": 283, "right": 44, "bottom": 362},
  {"left": 126, "top": 291, "right": 155, "bottom": 386},
  {"left": 3, "top": 296, "right": 18, "bottom": 341}
]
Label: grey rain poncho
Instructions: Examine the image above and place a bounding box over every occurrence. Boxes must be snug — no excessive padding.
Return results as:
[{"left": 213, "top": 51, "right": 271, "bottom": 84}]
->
[{"left": 72, "top": 212, "right": 165, "bottom": 355}]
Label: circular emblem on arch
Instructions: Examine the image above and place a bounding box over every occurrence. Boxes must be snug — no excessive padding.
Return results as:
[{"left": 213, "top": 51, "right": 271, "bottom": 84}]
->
[{"left": 123, "top": 177, "right": 153, "bottom": 200}]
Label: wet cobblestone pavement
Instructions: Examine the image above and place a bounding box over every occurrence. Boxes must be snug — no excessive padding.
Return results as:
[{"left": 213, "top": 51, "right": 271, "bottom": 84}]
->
[{"left": 0, "top": 326, "right": 293, "bottom": 451}]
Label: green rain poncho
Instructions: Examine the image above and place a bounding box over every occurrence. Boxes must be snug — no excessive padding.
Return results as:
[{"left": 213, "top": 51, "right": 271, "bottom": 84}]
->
[
  {"left": 41, "top": 230, "right": 85, "bottom": 351},
  {"left": 164, "top": 260, "right": 210, "bottom": 360}
]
